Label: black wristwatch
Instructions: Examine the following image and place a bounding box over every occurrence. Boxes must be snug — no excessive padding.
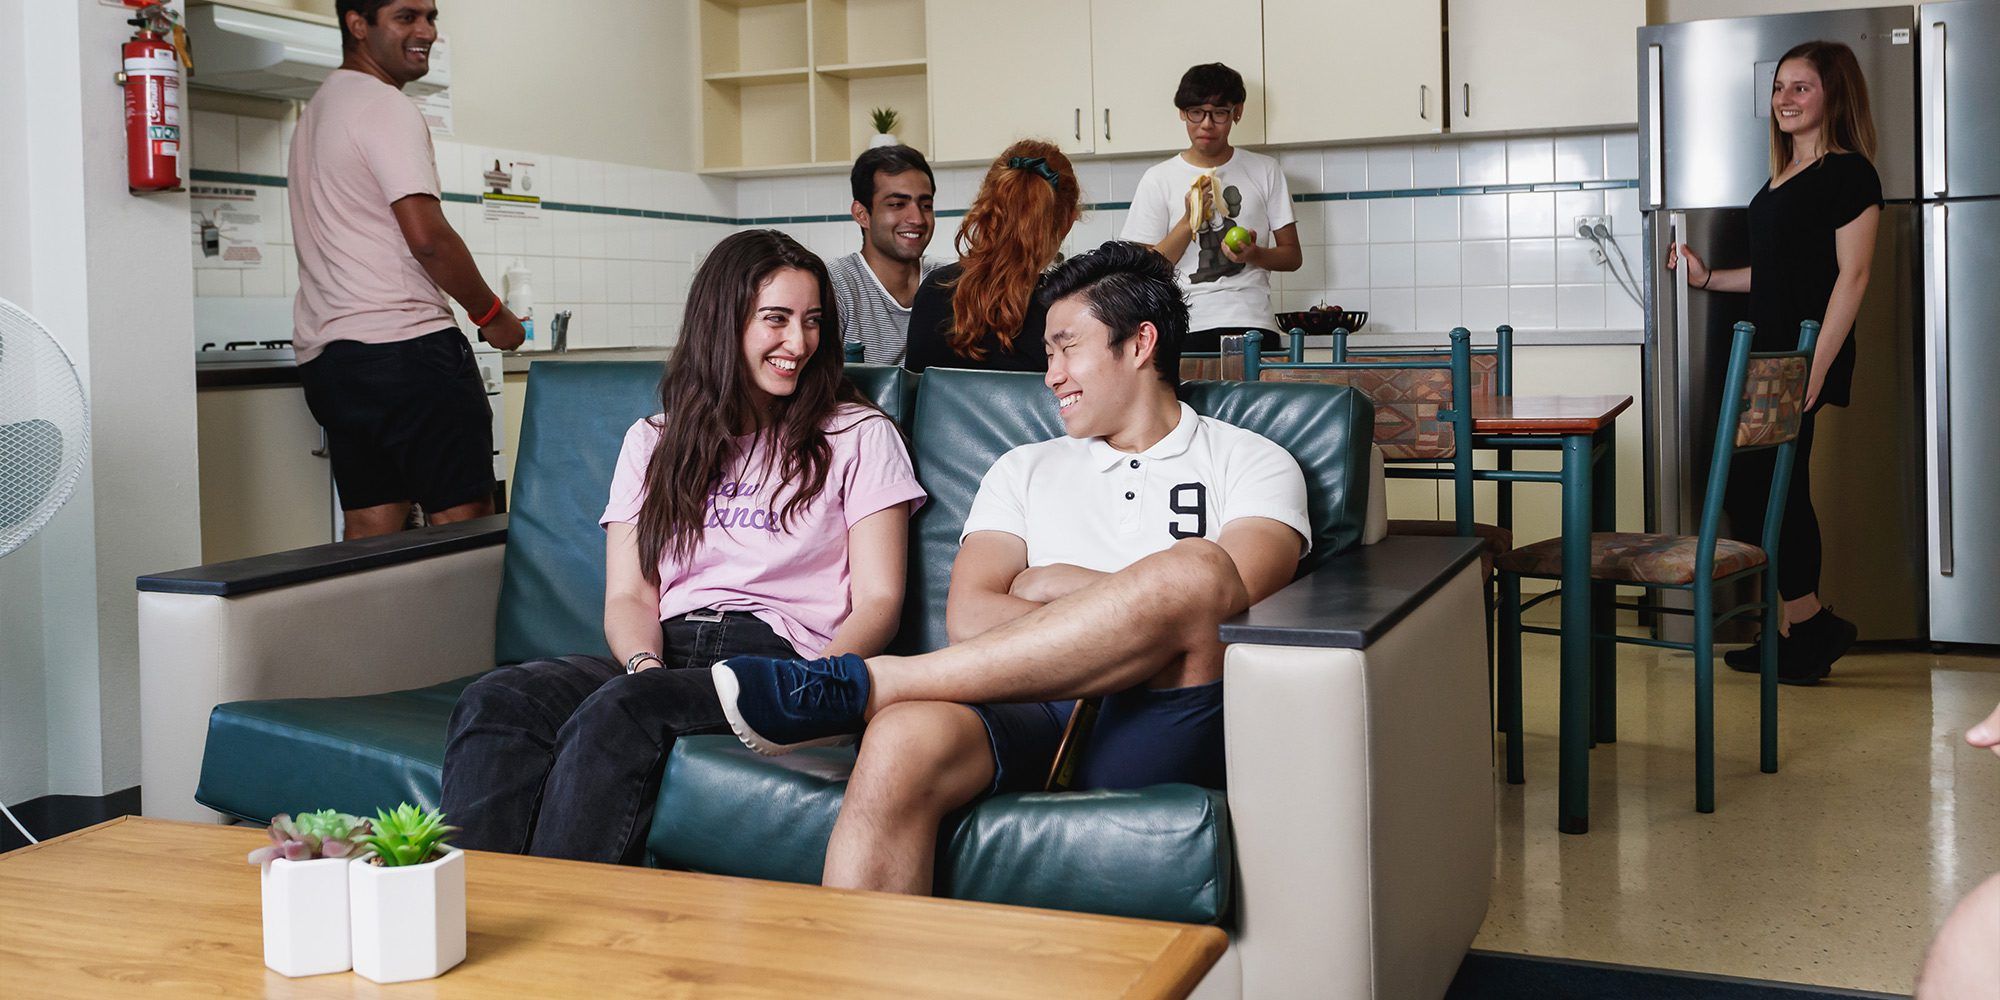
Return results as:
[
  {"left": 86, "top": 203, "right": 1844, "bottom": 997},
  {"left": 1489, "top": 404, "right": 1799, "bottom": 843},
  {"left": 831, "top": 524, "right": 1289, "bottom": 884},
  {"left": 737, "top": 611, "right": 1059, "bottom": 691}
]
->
[{"left": 625, "top": 651, "right": 664, "bottom": 674}]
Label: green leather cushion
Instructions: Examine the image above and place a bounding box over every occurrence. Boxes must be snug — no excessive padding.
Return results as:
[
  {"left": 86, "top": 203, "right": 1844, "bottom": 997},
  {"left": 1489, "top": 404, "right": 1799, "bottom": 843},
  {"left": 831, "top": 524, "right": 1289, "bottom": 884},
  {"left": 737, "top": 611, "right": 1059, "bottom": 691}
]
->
[
  {"left": 195, "top": 675, "right": 476, "bottom": 823},
  {"left": 495, "top": 362, "right": 916, "bottom": 665},
  {"left": 896, "top": 369, "right": 1374, "bottom": 653},
  {"left": 649, "top": 736, "right": 1232, "bottom": 924}
]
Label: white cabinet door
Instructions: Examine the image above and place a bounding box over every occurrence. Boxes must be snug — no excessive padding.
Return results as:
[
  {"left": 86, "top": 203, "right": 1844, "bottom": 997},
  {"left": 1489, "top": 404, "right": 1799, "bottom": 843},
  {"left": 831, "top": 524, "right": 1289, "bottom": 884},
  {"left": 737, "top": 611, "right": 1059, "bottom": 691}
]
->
[
  {"left": 926, "top": 0, "right": 1095, "bottom": 162},
  {"left": 1448, "top": 0, "right": 1644, "bottom": 134},
  {"left": 1087, "top": 0, "right": 1265, "bottom": 156},
  {"left": 1264, "top": 0, "right": 1443, "bottom": 144}
]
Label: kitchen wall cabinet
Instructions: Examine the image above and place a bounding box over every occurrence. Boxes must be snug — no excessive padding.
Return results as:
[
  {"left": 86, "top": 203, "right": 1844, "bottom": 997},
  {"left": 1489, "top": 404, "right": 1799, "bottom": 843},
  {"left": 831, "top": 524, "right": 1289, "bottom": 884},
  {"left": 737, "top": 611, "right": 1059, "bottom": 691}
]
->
[
  {"left": 1087, "top": 0, "right": 1264, "bottom": 155},
  {"left": 1264, "top": 0, "right": 1444, "bottom": 145},
  {"left": 701, "top": 0, "right": 930, "bottom": 173},
  {"left": 928, "top": 0, "right": 1263, "bottom": 165},
  {"left": 926, "top": 0, "right": 1094, "bottom": 163},
  {"left": 1448, "top": 0, "right": 1644, "bottom": 134},
  {"left": 196, "top": 385, "right": 333, "bottom": 564}
]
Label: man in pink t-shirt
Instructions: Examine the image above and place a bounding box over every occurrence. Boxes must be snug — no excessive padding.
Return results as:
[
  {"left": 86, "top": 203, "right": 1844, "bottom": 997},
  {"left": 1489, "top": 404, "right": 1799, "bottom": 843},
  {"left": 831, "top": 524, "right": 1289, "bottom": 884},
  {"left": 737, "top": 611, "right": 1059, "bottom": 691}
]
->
[{"left": 291, "top": 0, "right": 524, "bottom": 539}]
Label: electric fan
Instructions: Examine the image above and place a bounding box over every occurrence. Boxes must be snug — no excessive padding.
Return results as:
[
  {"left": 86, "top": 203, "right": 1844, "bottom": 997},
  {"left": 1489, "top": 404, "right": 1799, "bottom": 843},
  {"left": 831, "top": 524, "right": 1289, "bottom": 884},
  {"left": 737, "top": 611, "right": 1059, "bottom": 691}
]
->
[{"left": 0, "top": 296, "right": 92, "bottom": 845}]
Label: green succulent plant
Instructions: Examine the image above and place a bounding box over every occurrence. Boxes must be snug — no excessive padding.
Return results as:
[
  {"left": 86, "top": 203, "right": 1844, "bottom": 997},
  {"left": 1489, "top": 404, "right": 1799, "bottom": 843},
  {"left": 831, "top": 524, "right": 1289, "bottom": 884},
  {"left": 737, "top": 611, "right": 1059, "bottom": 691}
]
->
[
  {"left": 869, "top": 107, "right": 900, "bottom": 135},
  {"left": 247, "top": 809, "right": 371, "bottom": 865},
  {"left": 353, "top": 803, "right": 458, "bottom": 868}
]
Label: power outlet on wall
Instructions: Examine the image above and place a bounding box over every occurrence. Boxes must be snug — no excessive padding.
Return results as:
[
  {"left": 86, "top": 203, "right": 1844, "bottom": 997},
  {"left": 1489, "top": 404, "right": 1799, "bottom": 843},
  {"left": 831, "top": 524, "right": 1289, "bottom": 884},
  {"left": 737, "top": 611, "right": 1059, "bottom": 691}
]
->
[{"left": 1571, "top": 215, "right": 1612, "bottom": 240}]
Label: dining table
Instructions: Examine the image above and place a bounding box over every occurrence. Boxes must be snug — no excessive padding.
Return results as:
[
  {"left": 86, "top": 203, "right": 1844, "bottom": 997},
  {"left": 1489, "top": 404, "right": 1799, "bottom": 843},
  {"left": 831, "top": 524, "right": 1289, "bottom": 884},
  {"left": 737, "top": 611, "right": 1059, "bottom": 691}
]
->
[{"left": 1471, "top": 393, "right": 1633, "bottom": 835}]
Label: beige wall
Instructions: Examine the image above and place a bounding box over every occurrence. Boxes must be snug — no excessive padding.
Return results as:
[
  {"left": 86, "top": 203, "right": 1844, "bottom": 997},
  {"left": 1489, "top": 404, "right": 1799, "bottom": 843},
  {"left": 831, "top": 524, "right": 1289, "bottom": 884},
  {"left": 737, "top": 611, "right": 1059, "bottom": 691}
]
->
[{"left": 236, "top": 0, "right": 699, "bottom": 171}]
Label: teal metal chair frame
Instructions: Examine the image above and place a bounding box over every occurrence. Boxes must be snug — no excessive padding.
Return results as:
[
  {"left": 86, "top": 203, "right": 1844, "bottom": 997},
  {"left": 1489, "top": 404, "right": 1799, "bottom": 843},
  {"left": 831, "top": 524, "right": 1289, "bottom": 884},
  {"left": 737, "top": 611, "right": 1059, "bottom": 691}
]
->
[
  {"left": 1325, "top": 325, "right": 1516, "bottom": 533},
  {"left": 1236, "top": 326, "right": 1478, "bottom": 535},
  {"left": 1497, "top": 320, "right": 1819, "bottom": 815}
]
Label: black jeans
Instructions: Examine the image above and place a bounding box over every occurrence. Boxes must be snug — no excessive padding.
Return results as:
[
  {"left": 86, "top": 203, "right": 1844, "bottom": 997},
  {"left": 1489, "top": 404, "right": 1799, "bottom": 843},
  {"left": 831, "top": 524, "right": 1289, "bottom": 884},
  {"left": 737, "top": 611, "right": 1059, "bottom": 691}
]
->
[
  {"left": 1724, "top": 411, "right": 1819, "bottom": 600},
  {"left": 440, "top": 611, "right": 798, "bottom": 865}
]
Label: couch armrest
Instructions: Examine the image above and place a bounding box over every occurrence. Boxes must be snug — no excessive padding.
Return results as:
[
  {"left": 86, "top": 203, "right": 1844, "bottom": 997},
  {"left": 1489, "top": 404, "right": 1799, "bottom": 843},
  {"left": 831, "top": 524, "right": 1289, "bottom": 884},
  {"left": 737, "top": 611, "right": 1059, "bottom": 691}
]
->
[
  {"left": 137, "top": 518, "right": 509, "bottom": 823},
  {"left": 1222, "top": 535, "right": 1483, "bottom": 649},
  {"left": 1220, "top": 538, "right": 1493, "bottom": 1000}
]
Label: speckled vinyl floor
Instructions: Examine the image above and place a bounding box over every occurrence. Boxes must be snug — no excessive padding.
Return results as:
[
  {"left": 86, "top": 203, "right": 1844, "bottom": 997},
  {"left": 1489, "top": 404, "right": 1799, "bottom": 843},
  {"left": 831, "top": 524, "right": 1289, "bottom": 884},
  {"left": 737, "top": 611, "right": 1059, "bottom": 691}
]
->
[{"left": 1473, "top": 636, "right": 2000, "bottom": 995}]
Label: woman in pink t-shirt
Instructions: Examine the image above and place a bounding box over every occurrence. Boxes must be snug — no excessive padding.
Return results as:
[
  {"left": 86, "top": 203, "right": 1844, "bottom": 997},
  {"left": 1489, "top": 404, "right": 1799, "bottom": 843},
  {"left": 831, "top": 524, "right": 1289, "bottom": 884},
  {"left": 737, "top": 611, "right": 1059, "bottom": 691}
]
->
[{"left": 441, "top": 230, "right": 925, "bottom": 864}]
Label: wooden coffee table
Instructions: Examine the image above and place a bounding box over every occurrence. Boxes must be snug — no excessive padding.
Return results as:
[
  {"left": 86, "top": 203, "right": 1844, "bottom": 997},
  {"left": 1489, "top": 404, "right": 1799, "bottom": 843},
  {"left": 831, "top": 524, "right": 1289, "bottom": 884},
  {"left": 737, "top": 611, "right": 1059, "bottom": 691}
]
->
[{"left": 0, "top": 817, "right": 1225, "bottom": 998}]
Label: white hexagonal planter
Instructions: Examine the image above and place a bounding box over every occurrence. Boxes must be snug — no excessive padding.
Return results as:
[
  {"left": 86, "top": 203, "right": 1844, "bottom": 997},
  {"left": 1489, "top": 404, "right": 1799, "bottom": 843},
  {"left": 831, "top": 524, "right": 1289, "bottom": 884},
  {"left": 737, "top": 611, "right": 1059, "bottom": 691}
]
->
[
  {"left": 259, "top": 856, "right": 353, "bottom": 977},
  {"left": 348, "top": 849, "right": 467, "bottom": 984}
]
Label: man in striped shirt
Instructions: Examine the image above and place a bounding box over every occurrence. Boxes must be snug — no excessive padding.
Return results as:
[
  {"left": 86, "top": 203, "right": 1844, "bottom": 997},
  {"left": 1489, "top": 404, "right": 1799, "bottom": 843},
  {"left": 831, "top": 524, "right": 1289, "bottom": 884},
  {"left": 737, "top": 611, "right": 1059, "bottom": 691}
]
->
[{"left": 829, "top": 146, "right": 943, "bottom": 366}]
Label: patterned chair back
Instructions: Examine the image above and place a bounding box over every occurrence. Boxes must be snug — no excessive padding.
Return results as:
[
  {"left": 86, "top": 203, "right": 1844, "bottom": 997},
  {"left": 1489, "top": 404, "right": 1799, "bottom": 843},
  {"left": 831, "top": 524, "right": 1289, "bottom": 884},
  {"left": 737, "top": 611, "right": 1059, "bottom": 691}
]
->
[
  {"left": 1693, "top": 321, "right": 1820, "bottom": 562},
  {"left": 1735, "top": 355, "right": 1809, "bottom": 450}
]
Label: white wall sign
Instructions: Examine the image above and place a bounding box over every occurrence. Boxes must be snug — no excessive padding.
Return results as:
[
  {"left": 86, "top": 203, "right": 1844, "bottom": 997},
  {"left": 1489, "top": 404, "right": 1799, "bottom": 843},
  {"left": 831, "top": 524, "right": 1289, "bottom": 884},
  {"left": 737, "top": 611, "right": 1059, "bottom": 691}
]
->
[
  {"left": 480, "top": 157, "right": 542, "bottom": 222},
  {"left": 189, "top": 184, "right": 269, "bottom": 269},
  {"left": 411, "top": 35, "right": 454, "bottom": 136}
]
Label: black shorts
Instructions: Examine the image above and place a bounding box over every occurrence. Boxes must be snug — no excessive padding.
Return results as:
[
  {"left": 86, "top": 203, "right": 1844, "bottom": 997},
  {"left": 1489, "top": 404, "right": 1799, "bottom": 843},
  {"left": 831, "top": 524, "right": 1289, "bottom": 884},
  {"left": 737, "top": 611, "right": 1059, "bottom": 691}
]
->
[
  {"left": 298, "top": 328, "right": 495, "bottom": 512},
  {"left": 970, "top": 680, "right": 1227, "bottom": 797}
]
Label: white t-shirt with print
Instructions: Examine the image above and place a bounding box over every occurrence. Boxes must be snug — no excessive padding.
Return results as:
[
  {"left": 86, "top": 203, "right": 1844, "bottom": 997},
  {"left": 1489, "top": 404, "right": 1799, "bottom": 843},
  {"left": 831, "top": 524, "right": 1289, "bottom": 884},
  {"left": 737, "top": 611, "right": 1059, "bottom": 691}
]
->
[
  {"left": 1120, "top": 148, "right": 1296, "bottom": 332},
  {"left": 960, "top": 402, "right": 1310, "bottom": 571}
]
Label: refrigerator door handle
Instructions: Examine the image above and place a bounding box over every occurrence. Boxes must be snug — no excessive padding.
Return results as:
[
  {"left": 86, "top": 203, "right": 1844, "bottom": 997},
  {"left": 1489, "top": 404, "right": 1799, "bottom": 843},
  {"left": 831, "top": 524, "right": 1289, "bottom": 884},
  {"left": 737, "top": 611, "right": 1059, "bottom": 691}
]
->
[
  {"left": 1670, "top": 211, "right": 1691, "bottom": 491},
  {"left": 1930, "top": 204, "right": 1953, "bottom": 576},
  {"left": 1646, "top": 44, "right": 1664, "bottom": 208},
  {"left": 1925, "top": 19, "right": 1947, "bottom": 197}
]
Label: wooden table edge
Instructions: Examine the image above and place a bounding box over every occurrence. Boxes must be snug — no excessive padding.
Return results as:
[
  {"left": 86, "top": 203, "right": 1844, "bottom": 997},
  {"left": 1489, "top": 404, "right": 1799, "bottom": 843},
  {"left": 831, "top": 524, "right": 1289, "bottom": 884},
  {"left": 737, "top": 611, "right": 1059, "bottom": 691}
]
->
[
  {"left": 1126, "top": 925, "right": 1230, "bottom": 1000},
  {"left": 1471, "top": 394, "right": 1634, "bottom": 434},
  {"left": 0, "top": 813, "right": 135, "bottom": 861}
]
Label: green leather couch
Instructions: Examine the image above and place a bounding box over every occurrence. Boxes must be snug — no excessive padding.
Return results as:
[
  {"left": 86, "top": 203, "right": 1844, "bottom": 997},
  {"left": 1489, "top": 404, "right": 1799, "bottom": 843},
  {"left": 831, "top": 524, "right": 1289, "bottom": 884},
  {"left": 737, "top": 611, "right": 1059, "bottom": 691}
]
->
[{"left": 140, "top": 360, "right": 1494, "bottom": 1000}]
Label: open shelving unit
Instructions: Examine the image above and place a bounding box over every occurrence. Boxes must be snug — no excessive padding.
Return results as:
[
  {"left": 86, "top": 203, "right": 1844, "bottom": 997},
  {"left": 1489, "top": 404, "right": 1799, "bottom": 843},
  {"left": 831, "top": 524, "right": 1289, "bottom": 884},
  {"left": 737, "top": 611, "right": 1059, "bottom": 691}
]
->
[{"left": 700, "top": 0, "right": 929, "bottom": 174}]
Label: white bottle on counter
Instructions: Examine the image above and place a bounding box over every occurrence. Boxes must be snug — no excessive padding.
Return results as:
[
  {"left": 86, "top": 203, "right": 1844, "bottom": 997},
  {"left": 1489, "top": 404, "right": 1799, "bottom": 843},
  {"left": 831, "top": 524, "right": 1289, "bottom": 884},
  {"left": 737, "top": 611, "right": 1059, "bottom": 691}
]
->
[{"left": 504, "top": 258, "right": 535, "bottom": 346}]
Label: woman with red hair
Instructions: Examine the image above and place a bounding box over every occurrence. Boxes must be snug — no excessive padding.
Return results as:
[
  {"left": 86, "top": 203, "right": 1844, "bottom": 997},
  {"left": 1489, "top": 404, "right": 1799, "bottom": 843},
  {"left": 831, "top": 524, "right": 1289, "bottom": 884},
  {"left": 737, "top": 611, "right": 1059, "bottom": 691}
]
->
[{"left": 905, "top": 139, "right": 1082, "bottom": 372}]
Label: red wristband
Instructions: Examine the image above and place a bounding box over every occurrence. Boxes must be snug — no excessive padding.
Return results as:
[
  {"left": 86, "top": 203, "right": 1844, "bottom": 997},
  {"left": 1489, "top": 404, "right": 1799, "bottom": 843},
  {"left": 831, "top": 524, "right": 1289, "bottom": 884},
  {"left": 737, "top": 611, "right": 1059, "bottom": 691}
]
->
[{"left": 472, "top": 296, "right": 505, "bottom": 327}]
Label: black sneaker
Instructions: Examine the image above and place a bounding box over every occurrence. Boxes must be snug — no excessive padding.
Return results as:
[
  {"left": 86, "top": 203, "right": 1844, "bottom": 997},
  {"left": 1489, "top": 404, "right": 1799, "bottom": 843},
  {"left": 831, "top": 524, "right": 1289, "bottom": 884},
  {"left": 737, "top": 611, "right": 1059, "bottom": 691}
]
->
[
  {"left": 1724, "top": 638, "right": 1764, "bottom": 672},
  {"left": 1776, "top": 608, "right": 1858, "bottom": 686}
]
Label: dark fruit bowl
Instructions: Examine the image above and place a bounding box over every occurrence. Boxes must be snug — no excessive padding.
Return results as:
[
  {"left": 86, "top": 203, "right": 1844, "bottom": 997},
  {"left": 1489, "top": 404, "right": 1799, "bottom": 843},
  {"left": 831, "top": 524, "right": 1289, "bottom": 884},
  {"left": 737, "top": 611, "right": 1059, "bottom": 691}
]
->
[{"left": 1275, "top": 309, "right": 1368, "bottom": 336}]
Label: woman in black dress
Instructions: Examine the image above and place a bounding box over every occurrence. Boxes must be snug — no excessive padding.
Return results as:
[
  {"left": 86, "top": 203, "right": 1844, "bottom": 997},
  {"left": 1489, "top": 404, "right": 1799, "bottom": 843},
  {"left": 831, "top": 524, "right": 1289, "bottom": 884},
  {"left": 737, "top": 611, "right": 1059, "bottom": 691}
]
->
[
  {"left": 1668, "top": 40, "right": 1882, "bottom": 683},
  {"left": 905, "top": 139, "right": 1081, "bottom": 373}
]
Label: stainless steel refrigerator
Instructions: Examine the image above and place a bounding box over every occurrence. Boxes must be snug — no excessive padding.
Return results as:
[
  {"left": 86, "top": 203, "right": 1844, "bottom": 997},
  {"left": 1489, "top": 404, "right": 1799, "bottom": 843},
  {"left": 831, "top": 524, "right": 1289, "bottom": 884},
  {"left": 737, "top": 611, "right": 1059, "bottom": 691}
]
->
[
  {"left": 1638, "top": 6, "right": 1928, "bottom": 642},
  {"left": 1921, "top": 0, "right": 2000, "bottom": 645}
]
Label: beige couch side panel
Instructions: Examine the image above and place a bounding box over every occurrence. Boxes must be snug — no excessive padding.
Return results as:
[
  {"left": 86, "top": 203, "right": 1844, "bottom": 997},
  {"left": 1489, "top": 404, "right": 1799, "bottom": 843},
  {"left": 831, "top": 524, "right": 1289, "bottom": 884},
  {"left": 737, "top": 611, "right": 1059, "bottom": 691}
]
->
[
  {"left": 1364, "top": 564, "right": 1494, "bottom": 999},
  {"left": 138, "top": 546, "right": 504, "bottom": 822},
  {"left": 1225, "top": 642, "right": 1375, "bottom": 999}
]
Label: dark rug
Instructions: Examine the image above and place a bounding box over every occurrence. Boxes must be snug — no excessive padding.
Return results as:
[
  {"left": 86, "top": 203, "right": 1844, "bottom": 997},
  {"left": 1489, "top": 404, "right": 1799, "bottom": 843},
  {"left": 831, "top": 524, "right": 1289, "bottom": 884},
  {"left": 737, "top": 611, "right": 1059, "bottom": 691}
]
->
[{"left": 1448, "top": 951, "right": 1909, "bottom": 999}]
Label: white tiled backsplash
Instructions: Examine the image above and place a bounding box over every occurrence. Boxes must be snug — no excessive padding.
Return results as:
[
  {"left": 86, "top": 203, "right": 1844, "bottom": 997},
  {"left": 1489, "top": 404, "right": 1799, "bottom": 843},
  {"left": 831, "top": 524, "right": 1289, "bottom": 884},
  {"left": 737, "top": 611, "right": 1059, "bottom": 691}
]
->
[{"left": 190, "top": 107, "right": 1643, "bottom": 349}]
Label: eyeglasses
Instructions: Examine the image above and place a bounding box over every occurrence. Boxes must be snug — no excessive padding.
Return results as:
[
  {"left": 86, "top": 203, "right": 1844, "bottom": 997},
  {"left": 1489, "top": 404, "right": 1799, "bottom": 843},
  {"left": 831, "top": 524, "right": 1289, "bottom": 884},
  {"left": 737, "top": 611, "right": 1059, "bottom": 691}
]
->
[{"left": 1180, "top": 107, "right": 1236, "bottom": 125}]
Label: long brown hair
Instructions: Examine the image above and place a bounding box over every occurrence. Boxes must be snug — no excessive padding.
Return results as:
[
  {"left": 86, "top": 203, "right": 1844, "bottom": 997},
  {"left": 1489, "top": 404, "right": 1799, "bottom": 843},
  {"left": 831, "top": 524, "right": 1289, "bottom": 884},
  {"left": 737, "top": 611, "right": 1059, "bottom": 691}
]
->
[
  {"left": 635, "top": 229, "right": 875, "bottom": 580},
  {"left": 1768, "top": 40, "right": 1877, "bottom": 178},
  {"left": 946, "top": 139, "right": 1082, "bottom": 360}
]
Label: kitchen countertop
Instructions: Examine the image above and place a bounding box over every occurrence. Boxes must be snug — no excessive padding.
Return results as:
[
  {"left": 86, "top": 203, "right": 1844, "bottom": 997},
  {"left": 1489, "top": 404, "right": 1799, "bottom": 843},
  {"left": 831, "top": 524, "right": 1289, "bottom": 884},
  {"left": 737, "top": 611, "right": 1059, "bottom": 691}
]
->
[{"left": 501, "top": 347, "right": 670, "bottom": 374}]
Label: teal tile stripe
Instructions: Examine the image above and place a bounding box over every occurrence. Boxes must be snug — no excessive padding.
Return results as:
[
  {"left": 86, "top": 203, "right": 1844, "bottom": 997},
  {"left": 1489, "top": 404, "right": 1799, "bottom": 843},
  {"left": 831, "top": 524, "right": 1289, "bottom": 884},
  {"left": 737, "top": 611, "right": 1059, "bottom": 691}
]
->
[{"left": 190, "top": 169, "right": 1637, "bottom": 228}]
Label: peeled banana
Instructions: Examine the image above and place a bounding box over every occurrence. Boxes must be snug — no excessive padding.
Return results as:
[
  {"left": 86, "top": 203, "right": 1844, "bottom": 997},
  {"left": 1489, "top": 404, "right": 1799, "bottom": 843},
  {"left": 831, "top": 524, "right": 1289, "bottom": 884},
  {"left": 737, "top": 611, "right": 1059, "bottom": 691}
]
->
[{"left": 1186, "top": 171, "right": 1222, "bottom": 229}]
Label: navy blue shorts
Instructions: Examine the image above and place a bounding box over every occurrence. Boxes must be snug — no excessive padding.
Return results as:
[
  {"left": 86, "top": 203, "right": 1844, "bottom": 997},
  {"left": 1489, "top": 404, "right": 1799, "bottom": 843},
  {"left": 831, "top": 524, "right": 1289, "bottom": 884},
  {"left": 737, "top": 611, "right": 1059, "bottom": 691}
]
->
[{"left": 969, "top": 680, "right": 1226, "bottom": 796}]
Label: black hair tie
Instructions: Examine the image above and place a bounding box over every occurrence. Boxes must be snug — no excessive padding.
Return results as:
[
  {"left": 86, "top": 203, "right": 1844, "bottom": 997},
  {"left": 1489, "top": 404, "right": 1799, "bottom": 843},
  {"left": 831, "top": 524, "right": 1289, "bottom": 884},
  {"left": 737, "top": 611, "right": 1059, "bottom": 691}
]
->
[{"left": 1005, "top": 155, "right": 1062, "bottom": 192}]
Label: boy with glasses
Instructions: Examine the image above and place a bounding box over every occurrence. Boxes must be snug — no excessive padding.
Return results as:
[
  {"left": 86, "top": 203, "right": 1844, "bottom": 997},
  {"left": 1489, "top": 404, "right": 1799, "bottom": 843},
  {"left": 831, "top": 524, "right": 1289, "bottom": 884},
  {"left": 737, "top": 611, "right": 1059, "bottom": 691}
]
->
[{"left": 1121, "top": 62, "right": 1301, "bottom": 355}]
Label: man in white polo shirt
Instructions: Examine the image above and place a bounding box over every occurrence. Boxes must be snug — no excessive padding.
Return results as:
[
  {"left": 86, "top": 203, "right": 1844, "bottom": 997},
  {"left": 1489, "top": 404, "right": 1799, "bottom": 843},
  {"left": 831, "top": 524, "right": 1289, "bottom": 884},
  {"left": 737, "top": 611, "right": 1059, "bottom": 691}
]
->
[
  {"left": 291, "top": 0, "right": 524, "bottom": 539},
  {"left": 711, "top": 241, "right": 1310, "bottom": 896}
]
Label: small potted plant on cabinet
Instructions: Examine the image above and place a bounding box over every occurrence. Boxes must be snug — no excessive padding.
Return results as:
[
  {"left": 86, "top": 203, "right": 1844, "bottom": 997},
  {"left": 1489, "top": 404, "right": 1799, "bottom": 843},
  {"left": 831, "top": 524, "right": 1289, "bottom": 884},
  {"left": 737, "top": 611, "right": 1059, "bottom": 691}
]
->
[
  {"left": 869, "top": 107, "right": 901, "bottom": 149},
  {"left": 348, "top": 803, "right": 467, "bottom": 984},
  {"left": 248, "top": 809, "right": 370, "bottom": 977}
]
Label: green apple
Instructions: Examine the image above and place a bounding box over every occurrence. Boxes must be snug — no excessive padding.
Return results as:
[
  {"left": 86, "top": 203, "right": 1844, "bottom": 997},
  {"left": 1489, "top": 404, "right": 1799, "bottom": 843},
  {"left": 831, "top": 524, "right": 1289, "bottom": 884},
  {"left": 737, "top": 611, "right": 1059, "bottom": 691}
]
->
[{"left": 1222, "top": 226, "right": 1253, "bottom": 253}]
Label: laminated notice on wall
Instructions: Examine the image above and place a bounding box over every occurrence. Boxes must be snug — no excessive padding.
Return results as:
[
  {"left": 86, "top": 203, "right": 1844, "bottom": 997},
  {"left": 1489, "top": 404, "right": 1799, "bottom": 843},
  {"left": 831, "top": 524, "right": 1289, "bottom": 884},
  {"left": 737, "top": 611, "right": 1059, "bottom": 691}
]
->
[
  {"left": 411, "top": 36, "right": 454, "bottom": 136},
  {"left": 190, "top": 184, "right": 269, "bottom": 269},
  {"left": 481, "top": 158, "right": 542, "bottom": 222}
]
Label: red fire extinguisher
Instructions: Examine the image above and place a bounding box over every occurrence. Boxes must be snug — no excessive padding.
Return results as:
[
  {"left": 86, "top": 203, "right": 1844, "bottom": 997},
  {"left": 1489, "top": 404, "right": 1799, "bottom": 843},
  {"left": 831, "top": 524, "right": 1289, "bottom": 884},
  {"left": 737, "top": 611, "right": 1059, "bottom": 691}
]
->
[{"left": 118, "top": 3, "right": 186, "bottom": 194}]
